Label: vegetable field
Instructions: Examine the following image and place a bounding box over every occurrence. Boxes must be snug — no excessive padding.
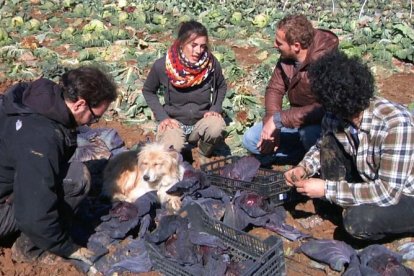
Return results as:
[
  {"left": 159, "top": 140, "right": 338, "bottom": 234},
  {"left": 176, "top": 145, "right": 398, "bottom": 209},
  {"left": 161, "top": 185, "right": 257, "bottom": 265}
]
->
[
  {"left": 1, "top": 1, "right": 414, "bottom": 275},
  {"left": 1, "top": 0, "right": 413, "bottom": 154}
]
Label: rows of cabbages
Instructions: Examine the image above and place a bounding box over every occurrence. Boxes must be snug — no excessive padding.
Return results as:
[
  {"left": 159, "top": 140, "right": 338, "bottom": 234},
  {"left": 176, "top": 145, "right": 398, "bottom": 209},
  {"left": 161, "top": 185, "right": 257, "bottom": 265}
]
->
[{"left": 0, "top": 0, "right": 413, "bottom": 153}]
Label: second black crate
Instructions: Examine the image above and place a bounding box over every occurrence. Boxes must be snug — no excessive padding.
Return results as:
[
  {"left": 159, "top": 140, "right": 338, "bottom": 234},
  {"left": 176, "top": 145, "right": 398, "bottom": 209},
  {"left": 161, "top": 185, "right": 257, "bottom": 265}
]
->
[{"left": 200, "top": 156, "right": 292, "bottom": 205}]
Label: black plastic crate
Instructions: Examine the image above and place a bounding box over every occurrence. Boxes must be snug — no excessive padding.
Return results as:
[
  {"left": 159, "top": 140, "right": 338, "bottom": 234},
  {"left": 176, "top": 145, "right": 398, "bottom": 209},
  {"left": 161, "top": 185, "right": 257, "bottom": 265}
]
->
[
  {"left": 146, "top": 202, "right": 286, "bottom": 276},
  {"left": 200, "top": 156, "right": 292, "bottom": 205}
]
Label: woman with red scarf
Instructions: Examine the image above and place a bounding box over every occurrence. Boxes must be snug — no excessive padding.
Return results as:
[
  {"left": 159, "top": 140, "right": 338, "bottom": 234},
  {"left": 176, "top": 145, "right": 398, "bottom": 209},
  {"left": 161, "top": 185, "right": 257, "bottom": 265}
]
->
[{"left": 143, "top": 20, "right": 227, "bottom": 157}]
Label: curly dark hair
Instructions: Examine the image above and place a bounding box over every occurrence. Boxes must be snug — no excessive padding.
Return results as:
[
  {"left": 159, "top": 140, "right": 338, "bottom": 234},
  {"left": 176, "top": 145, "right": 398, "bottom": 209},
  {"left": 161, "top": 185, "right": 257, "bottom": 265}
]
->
[
  {"left": 61, "top": 66, "right": 117, "bottom": 107},
  {"left": 308, "top": 51, "right": 375, "bottom": 119},
  {"left": 277, "top": 14, "right": 315, "bottom": 49}
]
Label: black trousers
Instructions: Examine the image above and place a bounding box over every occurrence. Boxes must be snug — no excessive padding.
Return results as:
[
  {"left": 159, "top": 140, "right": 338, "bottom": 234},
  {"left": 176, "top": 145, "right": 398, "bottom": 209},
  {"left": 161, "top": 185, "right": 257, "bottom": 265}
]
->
[
  {"left": 0, "top": 161, "right": 91, "bottom": 240},
  {"left": 320, "top": 134, "right": 414, "bottom": 240}
]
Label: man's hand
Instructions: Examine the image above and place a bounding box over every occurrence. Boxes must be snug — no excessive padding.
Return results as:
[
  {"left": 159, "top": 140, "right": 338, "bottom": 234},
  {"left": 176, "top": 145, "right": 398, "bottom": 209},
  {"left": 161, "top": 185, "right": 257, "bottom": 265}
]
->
[
  {"left": 257, "top": 119, "right": 279, "bottom": 154},
  {"left": 293, "top": 178, "right": 326, "bottom": 198},
  {"left": 68, "top": 247, "right": 94, "bottom": 266},
  {"left": 158, "top": 118, "right": 180, "bottom": 132},
  {"left": 284, "top": 166, "right": 307, "bottom": 186}
]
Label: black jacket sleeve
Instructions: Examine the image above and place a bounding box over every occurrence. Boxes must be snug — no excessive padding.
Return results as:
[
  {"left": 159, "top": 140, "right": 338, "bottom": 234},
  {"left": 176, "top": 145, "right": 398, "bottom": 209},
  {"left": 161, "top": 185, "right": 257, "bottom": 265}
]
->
[
  {"left": 142, "top": 58, "right": 169, "bottom": 122},
  {"left": 12, "top": 117, "right": 78, "bottom": 257},
  {"left": 209, "top": 57, "right": 227, "bottom": 113}
]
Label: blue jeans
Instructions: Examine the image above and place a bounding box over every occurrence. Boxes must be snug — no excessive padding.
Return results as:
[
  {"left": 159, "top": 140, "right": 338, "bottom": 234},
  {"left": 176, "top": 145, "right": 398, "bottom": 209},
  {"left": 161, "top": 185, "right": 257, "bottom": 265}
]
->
[{"left": 242, "top": 122, "right": 321, "bottom": 165}]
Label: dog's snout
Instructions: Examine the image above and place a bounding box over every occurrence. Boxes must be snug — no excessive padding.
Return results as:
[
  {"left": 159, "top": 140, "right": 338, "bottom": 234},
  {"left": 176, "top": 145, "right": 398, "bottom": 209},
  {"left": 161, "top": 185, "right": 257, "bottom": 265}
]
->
[{"left": 143, "top": 175, "right": 150, "bottom": 181}]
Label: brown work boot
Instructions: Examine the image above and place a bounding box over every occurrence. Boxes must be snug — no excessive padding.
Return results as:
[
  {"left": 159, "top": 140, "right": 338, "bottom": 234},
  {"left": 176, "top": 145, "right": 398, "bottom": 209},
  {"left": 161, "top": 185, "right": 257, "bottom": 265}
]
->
[
  {"left": 11, "top": 234, "right": 44, "bottom": 263},
  {"left": 11, "top": 234, "right": 61, "bottom": 265}
]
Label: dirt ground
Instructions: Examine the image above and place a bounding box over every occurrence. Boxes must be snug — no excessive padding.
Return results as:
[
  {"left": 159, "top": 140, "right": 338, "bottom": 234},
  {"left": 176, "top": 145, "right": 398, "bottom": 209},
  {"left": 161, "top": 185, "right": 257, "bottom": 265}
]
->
[{"left": 0, "top": 65, "right": 413, "bottom": 275}]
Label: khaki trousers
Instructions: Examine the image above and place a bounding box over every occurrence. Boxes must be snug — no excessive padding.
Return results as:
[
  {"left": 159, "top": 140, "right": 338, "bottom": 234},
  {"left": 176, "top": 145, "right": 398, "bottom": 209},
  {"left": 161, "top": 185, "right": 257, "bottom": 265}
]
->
[{"left": 156, "top": 116, "right": 225, "bottom": 152}]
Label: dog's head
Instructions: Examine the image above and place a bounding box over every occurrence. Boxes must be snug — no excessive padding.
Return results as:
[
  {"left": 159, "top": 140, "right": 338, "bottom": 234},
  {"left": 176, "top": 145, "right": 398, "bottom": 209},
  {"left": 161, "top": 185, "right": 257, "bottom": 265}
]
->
[{"left": 137, "top": 143, "right": 181, "bottom": 187}]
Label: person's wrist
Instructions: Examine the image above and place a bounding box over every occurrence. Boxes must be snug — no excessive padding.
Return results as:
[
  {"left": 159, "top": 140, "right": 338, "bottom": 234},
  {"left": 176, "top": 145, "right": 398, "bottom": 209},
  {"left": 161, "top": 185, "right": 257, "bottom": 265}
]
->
[
  {"left": 273, "top": 112, "right": 283, "bottom": 129},
  {"left": 324, "top": 180, "right": 337, "bottom": 202},
  {"left": 297, "top": 165, "right": 309, "bottom": 178}
]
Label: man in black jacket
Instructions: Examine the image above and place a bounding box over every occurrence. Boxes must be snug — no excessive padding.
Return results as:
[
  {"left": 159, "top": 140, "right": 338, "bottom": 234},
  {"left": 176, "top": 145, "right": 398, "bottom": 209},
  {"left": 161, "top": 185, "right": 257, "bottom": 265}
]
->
[{"left": 0, "top": 67, "right": 117, "bottom": 265}]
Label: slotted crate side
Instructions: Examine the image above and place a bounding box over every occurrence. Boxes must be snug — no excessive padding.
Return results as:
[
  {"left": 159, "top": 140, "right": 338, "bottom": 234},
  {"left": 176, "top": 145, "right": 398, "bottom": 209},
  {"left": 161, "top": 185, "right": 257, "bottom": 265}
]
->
[
  {"left": 191, "top": 202, "right": 286, "bottom": 276},
  {"left": 201, "top": 156, "right": 291, "bottom": 205},
  {"left": 146, "top": 202, "right": 286, "bottom": 276},
  {"left": 199, "top": 210, "right": 268, "bottom": 258},
  {"left": 202, "top": 155, "right": 237, "bottom": 172},
  {"left": 146, "top": 243, "right": 192, "bottom": 276},
  {"left": 247, "top": 245, "right": 287, "bottom": 276},
  {"left": 147, "top": 240, "right": 286, "bottom": 276},
  {"left": 205, "top": 174, "right": 288, "bottom": 196}
]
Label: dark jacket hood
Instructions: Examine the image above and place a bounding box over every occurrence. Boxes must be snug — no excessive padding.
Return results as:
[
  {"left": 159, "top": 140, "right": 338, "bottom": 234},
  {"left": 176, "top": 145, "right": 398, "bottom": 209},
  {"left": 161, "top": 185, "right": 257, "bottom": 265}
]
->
[{"left": 2, "top": 78, "right": 76, "bottom": 128}]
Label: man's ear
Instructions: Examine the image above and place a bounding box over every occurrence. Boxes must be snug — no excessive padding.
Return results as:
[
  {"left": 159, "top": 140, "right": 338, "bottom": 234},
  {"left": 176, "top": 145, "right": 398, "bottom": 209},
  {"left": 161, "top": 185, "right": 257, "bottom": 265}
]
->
[
  {"left": 72, "top": 98, "right": 86, "bottom": 112},
  {"left": 292, "top": 42, "right": 302, "bottom": 52}
]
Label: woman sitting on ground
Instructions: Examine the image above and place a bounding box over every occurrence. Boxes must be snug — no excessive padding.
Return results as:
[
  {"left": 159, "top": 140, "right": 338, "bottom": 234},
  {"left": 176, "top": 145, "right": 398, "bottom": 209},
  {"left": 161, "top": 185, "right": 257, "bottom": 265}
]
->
[{"left": 142, "top": 20, "right": 227, "bottom": 157}]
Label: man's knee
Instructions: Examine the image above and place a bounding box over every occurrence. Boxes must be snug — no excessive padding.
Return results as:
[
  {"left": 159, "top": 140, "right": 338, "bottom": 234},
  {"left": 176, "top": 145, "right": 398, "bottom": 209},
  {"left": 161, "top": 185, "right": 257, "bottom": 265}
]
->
[
  {"left": 342, "top": 207, "right": 383, "bottom": 240},
  {"left": 0, "top": 202, "right": 19, "bottom": 239},
  {"left": 242, "top": 131, "right": 249, "bottom": 148},
  {"left": 63, "top": 162, "right": 91, "bottom": 200},
  {"left": 242, "top": 124, "right": 262, "bottom": 153}
]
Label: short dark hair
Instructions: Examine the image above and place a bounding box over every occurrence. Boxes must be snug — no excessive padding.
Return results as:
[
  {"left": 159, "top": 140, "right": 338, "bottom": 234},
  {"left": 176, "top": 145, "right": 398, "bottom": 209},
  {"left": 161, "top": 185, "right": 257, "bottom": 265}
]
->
[
  {"left": 61, "top": 66, "right": 117, "bottom": 107},
  {"left": 176, "top": 20, "right": 209, "bottom": 48},
  {"left": 277, "top": 14, "right": 315, "bottom": 49},
  {"left": 308, "top": 51, "right": 375, "bottom": 119}
]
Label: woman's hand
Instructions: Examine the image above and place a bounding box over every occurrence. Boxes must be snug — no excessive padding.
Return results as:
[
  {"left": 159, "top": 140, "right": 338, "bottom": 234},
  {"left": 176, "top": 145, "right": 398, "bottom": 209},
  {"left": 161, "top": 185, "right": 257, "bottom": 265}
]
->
[
  {"left": 203, "top": 111, "right": 222, "bottom": 118},
  {"left": 158, "top": 118, "right": 180, "bottom": 132}
]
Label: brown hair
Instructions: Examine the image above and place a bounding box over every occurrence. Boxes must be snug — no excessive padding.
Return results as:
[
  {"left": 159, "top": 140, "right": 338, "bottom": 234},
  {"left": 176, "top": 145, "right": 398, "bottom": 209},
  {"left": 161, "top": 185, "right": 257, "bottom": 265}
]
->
[
  {"left": 61, "top": 66, "right": 117, "bottom": 107},
  {"left": 176, "top": 20, "right": 209, "bottom": 49},
  {"left": 277, "top": 14, "right": 315, "bottom": 49}
]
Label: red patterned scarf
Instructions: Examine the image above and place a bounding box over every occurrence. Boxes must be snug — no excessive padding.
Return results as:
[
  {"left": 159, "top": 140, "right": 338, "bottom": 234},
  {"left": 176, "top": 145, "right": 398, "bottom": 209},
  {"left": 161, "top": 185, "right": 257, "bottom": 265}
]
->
[{"left": 165, "top": 41, "right": 214, "bottom": 89}]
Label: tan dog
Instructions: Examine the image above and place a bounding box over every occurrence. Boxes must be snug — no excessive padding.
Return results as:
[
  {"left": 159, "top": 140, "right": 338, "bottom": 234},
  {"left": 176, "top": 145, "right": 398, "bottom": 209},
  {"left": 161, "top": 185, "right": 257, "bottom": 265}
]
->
[{"left": 101, "top": 142, "right": 185, "bottom": 211}]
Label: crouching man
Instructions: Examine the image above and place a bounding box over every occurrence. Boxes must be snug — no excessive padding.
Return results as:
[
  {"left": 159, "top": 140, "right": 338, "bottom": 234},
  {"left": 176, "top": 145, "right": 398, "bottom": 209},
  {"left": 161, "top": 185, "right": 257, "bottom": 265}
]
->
[
  {"left": 285, "top": 51, "right": 414, "bottom": 240},
  {"left": 0, "top": 67, "right": 117, "bottom": 264}
]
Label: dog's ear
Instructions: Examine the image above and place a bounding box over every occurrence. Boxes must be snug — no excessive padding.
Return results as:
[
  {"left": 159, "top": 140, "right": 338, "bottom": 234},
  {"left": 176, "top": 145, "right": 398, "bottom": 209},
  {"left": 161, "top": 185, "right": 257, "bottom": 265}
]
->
[
  {"left": 165, "top": 144, "right": 182, "bottom": 164},
  {"left": 167, "top": 149, "right": 184, "bottom": 165},
  {"left": 168, "top": 150, "right": 180, "bottom": 161}
]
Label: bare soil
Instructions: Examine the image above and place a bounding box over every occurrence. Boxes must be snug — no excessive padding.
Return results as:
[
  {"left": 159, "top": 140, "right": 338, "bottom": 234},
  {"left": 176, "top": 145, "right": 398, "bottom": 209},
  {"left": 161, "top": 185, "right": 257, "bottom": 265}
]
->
[{"left": 0, "top": 59, "right": 413, "bottom": 276}]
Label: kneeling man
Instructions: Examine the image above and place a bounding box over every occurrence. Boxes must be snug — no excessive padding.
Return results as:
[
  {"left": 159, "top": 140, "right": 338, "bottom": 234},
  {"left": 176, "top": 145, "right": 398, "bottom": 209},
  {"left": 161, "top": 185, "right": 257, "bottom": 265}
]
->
[{"left": 285, "top": 51, "right": 414, "bottom": 240}]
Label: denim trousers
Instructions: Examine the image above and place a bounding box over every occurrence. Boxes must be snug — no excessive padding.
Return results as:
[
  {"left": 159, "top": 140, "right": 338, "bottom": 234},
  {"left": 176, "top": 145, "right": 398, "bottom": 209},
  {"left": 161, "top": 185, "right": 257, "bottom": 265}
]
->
[{"left": 242, "top": 122, "right": 321, "bottom": 165}]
